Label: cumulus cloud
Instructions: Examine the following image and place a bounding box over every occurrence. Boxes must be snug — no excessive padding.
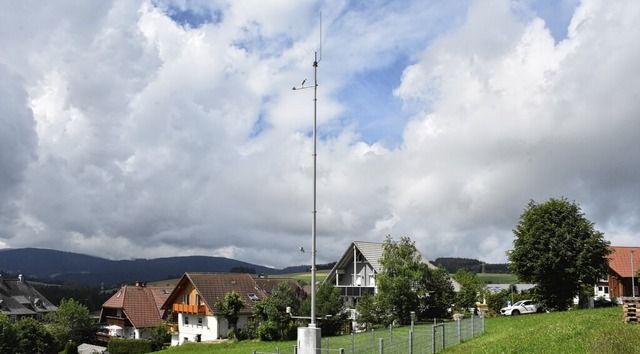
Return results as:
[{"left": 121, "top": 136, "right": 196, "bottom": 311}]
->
[{"left": 0, "top": 0, "right": 638, "bottom": 269}]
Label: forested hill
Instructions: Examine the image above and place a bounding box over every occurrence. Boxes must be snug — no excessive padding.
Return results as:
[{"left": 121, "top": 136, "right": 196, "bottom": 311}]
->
[
  {"left": 0, "top": 248, "right": 305, "bottom": 287},
  {"left": 433, "top": 257, "right": 510, "bottom": 274}
]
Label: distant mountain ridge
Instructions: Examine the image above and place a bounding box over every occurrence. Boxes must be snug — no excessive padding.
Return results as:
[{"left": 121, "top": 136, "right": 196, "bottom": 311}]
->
[{"left": 0, "top": 248, "right": 307, "bottom": 286}]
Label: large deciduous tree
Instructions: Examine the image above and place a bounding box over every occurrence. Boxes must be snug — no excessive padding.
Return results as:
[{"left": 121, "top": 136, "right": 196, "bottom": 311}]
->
[
  {"left": 508, "top": 198, "right": 612, "bottom": 311},
  {"left": 376, "top": 236, "right": 455, "bottom": 324},
  {"left": 14, "top": 317, "right": 56, "bottom": 354},
  {"left": 418, "top": 266, "right": 455, "bottom": 319},
  {"left": 375, "top": 236, "right": 422, "bottom": 325},
  {"left": 254, "top": 282, "right": 299, "bottom": 341}
]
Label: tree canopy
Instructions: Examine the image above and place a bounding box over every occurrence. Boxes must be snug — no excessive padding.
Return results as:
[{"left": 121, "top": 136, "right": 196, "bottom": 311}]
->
[
  {"left": 453, "top": 269, "right": 485, "bottom": 311},
  {"left": 508, "top": 198, "right": 612, "bottom": 311},
  {"left": 0, "top": 313, "right": 17, "bottom": 354},
  {"left": 216, "top": 291, "right": 245, "bottom": 332},
  {"left": 375, "top": 236, "right": 455, "bottom": 324},
  {"left": 45, "top": 298, "right": 95, "bottom": 346},
  {"left": 254, "top": 282, "right": 299, "bottom": 341}
]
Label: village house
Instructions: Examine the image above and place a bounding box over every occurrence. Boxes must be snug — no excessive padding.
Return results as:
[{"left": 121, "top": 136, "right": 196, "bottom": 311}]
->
[
  {"left": 161, "top": 272, "right": 304, "bottom": 345},
  {"left": 0, "top": 273, "right": 57, "bottom": 321},
  {"left": 323, "top": 241, "right": 461, "bottom": 308},
  {"left": 97, "top": 282, "right": 173, "bottom": 344},
  {"left": 598, "top": 246, "right": 640, "bottom": 301}
]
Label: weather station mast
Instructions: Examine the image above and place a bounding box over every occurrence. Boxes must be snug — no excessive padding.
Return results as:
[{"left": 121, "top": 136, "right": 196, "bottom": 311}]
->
[{"left": 292, "top": 16, "right": 322, "bottom": 354}]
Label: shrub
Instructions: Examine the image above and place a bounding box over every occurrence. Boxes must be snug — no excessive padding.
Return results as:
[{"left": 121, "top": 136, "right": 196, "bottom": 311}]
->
[
  {"left": 257, "top": 320, "right": 279, "bottom": 341},
  {"left": 107, "top": 338, "right": 153, "bottom": 354},
  {"left": 59, "top": 341, "right": 78, "bottom": 354}
]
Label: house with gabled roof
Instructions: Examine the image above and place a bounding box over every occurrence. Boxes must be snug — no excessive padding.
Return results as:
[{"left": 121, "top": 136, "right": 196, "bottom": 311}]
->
[
  {"left": 323, "top": 241, "right": 461, "bottom": 308},
  {"left": 254, "top": 277, "right": 307, "bottom": 299},
  {"left": 0, "top": 273, "right": 57, "bottom": 321},
  {"left": 161, "top": 272, "right": 269, "bottom": 345},
  {"left": 599, "top": 246, "right": 640, "bottom": 301},
  {"left": 97, "top": 282, "right": 173, "bottom": 343}
]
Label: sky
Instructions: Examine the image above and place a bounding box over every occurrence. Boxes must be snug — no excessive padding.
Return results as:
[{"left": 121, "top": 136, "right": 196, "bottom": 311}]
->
[{"left": 1, "top": 0, "right": 638, "bottom": 269}]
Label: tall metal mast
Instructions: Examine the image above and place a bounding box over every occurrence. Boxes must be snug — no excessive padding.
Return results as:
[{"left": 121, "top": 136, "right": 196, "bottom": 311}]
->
[{"left": 292, "top": 50, "right": 319, "bottom": 325}]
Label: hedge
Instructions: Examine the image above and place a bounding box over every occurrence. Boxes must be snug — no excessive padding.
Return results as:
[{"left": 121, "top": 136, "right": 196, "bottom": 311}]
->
[{"left": 107, "top": 338, "right": 153, "bottom": 354}]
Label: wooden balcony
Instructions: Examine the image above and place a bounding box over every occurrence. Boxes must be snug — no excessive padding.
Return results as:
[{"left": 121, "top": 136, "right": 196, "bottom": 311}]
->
[{"left": 172, "top": 303, "right": 208, "bottom": 315}]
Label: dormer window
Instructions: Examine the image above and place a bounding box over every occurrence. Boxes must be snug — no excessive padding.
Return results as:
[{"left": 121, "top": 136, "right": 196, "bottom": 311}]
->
[{"left": 247, "top": 293, "right": 259, "bottom": 301}]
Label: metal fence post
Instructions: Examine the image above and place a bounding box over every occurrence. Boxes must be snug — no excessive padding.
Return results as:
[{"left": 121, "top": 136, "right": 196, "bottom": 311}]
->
[
  {"left": 409, "top": 330, "right": 414, "bottom": 354},
  {"left": 294, "top": 345, "right": 298, "bottom": 354},
  {"left": 432, "top": 325, "right": 436, "bottom": 354},
  {"left": 389, "top": 323, "right": 393, "bottom": 344},
  {"left": 351, "top": 332, "right": 354, "bottom": 354},
  {"left": 340, "top": 349, "right": 345, "bottom": 354},
  {"left": 379, "top": 338, "right": 384, "bottom": 354},
  {"left": 457, "top": 317, "right": 462, "bottom": 343},
  {"left": 325, "top": 337, "right": 329, "bottom": 354},
  {"left": 276, "top": 346, "right": 279, "bottom": 354},
  {"left": 372, "top": 328, "right": 375, "bottom": 348},
  {"left": 471, "top": 315, "right": 475, "bottom": 337},
  {"left": 442, "top": 325, "right": 445, "bottom": 350}
]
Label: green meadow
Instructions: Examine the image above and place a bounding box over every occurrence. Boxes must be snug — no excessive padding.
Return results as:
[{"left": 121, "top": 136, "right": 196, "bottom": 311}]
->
[{"left": 161, "top": 307, "right": 640, "bottom": 353}]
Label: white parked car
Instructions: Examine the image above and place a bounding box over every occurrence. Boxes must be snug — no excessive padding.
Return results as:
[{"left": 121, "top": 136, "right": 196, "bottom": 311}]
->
[{"left": 500, "top": 300, "right": 542, "bottom": 316}]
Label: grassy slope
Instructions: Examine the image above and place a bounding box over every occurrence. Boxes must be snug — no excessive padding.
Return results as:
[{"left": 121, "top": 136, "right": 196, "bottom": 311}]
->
[
  {"left": 476, "top": 273, "right": 518, "bottom": 284},
  {"left": 162, "top": 307, "right": 640, "bottom": 354},
  {"left": 445, "top": 307, "right": 640, "bottom": 354}
]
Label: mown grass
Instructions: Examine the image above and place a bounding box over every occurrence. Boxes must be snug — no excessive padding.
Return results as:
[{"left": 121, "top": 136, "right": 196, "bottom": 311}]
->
[
  {"left": 162, "top": 339, "right": 296, "bottom": 354},
  {"left": 476, "top": 273, "right": 518, "bottom": 284},
  {"left": 161, "top": 307, "right": 640, "bottom": 353},
  {"left": 445, "top": 307, "right": 640, "bottom": 354},
  {"left": 284, "top": 270, "right": 329, "bottom": 285}
]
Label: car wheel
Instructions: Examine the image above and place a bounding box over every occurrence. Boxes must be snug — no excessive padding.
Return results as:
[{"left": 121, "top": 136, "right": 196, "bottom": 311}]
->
[{"left": 512, "top": 310, "right": 520, "bottom": 315}]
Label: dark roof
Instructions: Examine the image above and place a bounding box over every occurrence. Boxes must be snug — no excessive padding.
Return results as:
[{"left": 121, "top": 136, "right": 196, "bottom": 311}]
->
[
  {"left": 100, "top": 284, "right": 173, "bottom": 328},
  {"left": 324, "top": 241, "right": 461, "bottom": 291},
  {"left": 253, "top": 277, "right": 304, "bottom": 296},
  {"left": 0, "top": 275, "right": 57, "bottom": 316},
  {"left": 162, "top": 273, "right": 268, "bottom": 315}
]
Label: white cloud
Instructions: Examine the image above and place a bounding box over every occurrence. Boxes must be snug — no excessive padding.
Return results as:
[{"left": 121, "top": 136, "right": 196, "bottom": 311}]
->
[{"left": 0, "top": 0, "right": 638, "bottom": 270}]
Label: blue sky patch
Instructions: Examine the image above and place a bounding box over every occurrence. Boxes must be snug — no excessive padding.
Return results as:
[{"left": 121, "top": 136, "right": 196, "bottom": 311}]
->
[{"left": 156, "top": 2, "right": 223, "bottom": 29}]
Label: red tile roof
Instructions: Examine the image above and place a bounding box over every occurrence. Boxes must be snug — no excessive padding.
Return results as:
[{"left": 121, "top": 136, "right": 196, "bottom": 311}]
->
[
  {"left": 609, "top": 246, "right": 640, "bottom": 278},
  {"left": 101, "top": 284, "right": 173, "bottom": 328}
]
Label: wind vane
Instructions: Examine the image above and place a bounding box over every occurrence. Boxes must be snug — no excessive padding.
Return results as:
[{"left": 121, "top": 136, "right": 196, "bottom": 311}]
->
[{"left": 291, "top": 13, "right": 323, "bottom": 352}]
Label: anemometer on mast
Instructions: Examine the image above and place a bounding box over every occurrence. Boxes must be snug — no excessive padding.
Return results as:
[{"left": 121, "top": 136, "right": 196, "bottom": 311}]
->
[{"left": 292, "top": 13, "right": 322, "bottom": 328}]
